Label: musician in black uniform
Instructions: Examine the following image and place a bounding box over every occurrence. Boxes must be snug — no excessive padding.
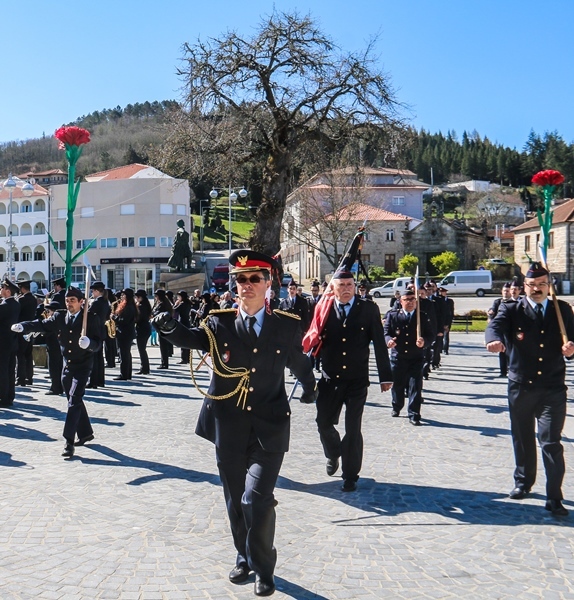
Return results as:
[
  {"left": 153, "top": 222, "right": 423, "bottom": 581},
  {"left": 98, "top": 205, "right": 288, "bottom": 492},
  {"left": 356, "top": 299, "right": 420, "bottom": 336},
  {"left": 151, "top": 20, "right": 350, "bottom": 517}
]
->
[
  {"left": 152, "top": 250, "right": 316, "bottom": 597},
  {"left": 87, "top": 281, "right": 109, "bottom": 389},
  {"left": 487, "top": 282, "right": 513, "bottom": 376},
  {"left": 16, "top": 279, "right": 37, "bottom": 386},
  {"left": 279, "top": 280, "right": 310, "bottom": 331},
  {"left": 425, "top": 281, "right": 446, "bottom": 369},
  {"left": 43, "top": 300, "right": 65, "bottom": 395},
  {"left": 0, "top": 280, "right": 21, "bottom": 407},
  {"left": 439, "top": 286, "right": 455, "bottom": 355},
  {"left": 485, "top": 263, "right": 574, "bottom": 516},
  {"left": 384, "top": 289, "right": 435, "bottom": 425},
  {"left": 314, "top": 270, "right": 393, "bottom": 492},
  {"left": 357, "top": 280, "right": 373, "bottom": 301},
  {"left": 415, "top": 285, "right": 437, "bottom": 379},
  {"left": 12, "top": 287, "right": 102, "bottom": 458},
  {"left": 50, "top": 277, "right": 67, "bottom": 308}
]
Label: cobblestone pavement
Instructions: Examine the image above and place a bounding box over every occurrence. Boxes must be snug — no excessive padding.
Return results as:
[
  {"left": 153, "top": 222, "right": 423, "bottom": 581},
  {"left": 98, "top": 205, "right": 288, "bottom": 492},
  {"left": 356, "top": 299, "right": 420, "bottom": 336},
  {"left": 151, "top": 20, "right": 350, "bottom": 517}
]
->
[{"left": 1, "top": 334, "right": 574, "bottom": 600}]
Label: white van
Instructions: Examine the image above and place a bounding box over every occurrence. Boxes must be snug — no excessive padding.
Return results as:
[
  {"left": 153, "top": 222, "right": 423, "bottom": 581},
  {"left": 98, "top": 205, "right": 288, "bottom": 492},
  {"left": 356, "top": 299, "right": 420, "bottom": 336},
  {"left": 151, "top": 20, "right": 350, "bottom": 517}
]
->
[
  {"left": 439, "top": 270, "right": 493, "bottom": 297},
  {"left": 371, "top": 277, "right": 413, "bottom": 298}
]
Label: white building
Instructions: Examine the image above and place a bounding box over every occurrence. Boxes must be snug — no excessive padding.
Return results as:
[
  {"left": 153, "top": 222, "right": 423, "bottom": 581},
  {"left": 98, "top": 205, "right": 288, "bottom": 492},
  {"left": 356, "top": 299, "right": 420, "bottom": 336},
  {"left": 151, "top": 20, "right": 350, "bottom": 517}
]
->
[
  {"left": 0, "top": 177, "right": 50, "bottom": 288},
  {"left": 49, "top": 164, "right": 192, "bottom": 293}
]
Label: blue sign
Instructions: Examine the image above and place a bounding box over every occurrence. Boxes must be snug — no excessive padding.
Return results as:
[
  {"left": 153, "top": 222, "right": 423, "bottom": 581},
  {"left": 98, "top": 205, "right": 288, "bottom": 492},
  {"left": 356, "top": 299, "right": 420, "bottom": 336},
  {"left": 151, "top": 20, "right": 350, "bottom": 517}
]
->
[{"left": 210, "top": 286, "right": 216, "bottom": 293}]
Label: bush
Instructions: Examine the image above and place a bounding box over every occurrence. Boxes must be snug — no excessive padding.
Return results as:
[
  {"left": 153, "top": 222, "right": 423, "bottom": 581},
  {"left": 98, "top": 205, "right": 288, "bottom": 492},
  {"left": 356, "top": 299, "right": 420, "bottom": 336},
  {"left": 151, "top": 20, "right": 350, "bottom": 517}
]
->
[
  {"left": 368, "top": 266, "right": 387, "bottom": 281},
  {"left": 398, "top": 254, "right": 419, "bottom": 276},
  {"left": 431, "top": 251, "right": 460, "bottom": 274}
]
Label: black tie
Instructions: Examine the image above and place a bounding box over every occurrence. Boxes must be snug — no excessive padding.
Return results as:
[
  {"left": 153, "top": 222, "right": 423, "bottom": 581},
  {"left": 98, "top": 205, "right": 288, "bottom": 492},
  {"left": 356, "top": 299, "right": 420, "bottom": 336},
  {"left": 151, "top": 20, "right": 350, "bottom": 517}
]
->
[
  {"left": 339, "top": 303, "right": 350, "bottom": 320},
  {"left": 406, "top": 312, "right": 411, "bottom": 323},
  {"left": 536, "top": 304, "right": 544, "bottom": 326},
  {"left": 247, "top": 316, "right": 258, "bottom": 345}
]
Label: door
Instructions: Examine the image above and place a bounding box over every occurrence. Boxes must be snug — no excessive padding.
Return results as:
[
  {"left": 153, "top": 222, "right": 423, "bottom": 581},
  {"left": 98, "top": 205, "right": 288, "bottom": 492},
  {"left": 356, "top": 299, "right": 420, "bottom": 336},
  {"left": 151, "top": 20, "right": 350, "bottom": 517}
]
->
[{"left": 384, "top": 254, "right": 396, "bottom": 274}]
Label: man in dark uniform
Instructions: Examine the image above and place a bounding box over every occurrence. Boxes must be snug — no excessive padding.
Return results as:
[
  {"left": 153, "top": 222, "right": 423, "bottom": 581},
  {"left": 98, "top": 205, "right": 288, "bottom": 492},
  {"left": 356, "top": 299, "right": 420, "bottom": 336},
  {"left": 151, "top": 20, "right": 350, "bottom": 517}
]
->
[
  {"left": 279, "top": 279, "right": 310, "bottom": 331},
  {"left": 384, "top": 289, "right": 435, "bottom": 425},
  {"left": 487, "top": 282, "right": 513, "bottom": 376},
  {"left": 314, "top": 270, "right": 393, "bottom": 492},
  {"left": 414, "top": 285, "right": 437, "bottom": 379},
  {"left": 357, "top": 280, "right": 373, "bottom": 301},
  {"left": 16, "top": 279, "right": 37, "bottom": 386},
  {"left": 13, "top": 287, "right": 102, "bottom": 458},
  {"left": 0, "top": 280, "right": 21, "bottom": 407},
  {"left": 307, "top": 281, "right": 322, "bottom": 372},
  {"left": 50, "top": 277, "right": 67, "bottom": 308},
  {"left": 485, "top": 263, "right": 574, "bottom": 516},
  {"left": 439, "top": 286, "right": 455, "bottom": 355},
  {"left": 426, "top": 281, "right": 446, "bottom": 369},
  {"left": 152, "top": 250, "right": 316, "bottom": 597},
  {"left": 87, "top": 281, "right": 109, "bottom": 389},
  {"left": 43, "top": 300, "right": 65, "bottom": 395}
]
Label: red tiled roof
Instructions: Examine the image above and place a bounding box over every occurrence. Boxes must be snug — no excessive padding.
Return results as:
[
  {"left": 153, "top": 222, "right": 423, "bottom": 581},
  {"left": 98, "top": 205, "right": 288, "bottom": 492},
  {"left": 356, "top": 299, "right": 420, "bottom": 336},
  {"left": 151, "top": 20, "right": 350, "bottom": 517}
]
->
[
  {"left": 86, "top": 163, "right": 150, "bottom": 181},
  {"left": 512, "top": 198, "right": 574, "bottom": 232},
  {"left": 326, "top": 203, "right": 410, "bottom": 222}
]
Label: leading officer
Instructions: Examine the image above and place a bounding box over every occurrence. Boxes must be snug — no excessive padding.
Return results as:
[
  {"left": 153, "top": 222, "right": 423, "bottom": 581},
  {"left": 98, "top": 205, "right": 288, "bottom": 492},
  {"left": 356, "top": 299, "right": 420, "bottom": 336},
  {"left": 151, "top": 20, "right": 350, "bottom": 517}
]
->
[
  {"left": 485, "top": 262, "right": 574, "bottom": 516},
  {"left": 152, "top": 250, "right": 316, "bottom": 597}
]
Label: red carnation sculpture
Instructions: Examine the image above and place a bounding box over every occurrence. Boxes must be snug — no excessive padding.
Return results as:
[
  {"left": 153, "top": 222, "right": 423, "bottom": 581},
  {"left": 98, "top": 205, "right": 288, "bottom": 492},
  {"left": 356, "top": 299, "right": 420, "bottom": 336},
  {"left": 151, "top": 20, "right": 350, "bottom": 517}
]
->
[{"left": 532, "top": 170, "right": 565, "bottom": 187}]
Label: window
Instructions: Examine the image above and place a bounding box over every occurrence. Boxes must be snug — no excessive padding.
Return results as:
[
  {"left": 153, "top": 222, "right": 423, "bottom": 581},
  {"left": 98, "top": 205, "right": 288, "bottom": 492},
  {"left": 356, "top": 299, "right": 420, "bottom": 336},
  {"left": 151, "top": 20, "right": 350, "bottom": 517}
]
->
[
  {"left": 549, "top": 232, "right": 554, "bottom": 249},
  {"left": 120, "top": 204, "right": 135, "bottom": 215},
  {"left": 392, "top": 196, "right": 405, "bottom": 206},
  {"left": 160, "top": 236, "right": 173, "bottom": 247},
  {"left": 122, "top": 237, "right": 135, "bottom": 248},
  {"left": 160, "top": 204, "right": 173, "bottom": 215},
  {"left": 75, "top": 239, "right": 95, "bottom": 250},
  {"left": 524, "top": 236, "right": 530, "bottom": 252},
  {"left": 34, "top": 250, "right": 45, "bottom": 261},
  {"left": 57, "top": 241, "right": 66, "bottom": 250},
  {"left": 81, "top": 207, "right": 94, "bottom": 218},
  {"left": 21, "top": 251, "right": 32, "bottom": 261},
  {"left": 176, "top": 204, "right": 186, "bottom": 215},
  {"left": 138, "top": 237, "right": 156, "bottom": 247},
  {"left": 0, "top": 252, "right": 4, "bottom": 262},
  {"left": 21, "top": 204, "right": 32, "bottom": 213},
  {"left": 386, "top": 229, "right": 395, "bottom": 241},
  {"left": 100, "top": 238, "right": 118, "bottom": 248},
  {"left": 129, "top": 268, "right": 153, "bottom": 295},
  {"left": 57, "top": 209, "right": 66, "bottom": 219}
]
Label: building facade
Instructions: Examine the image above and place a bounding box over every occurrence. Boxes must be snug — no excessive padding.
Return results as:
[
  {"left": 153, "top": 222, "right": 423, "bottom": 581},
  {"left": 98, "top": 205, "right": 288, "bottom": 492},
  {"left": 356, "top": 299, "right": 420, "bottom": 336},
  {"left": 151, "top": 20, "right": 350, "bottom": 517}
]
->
[{"left": 49, "top": 164, "right": 192, "bottom": 293}]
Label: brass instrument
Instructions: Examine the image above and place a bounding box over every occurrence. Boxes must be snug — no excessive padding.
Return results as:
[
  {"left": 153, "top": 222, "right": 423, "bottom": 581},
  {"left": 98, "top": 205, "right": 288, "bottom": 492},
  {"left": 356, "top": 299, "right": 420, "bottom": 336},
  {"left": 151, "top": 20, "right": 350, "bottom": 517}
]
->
[{"left": 105, "top": 318, "right": 116, "bottom": 338}]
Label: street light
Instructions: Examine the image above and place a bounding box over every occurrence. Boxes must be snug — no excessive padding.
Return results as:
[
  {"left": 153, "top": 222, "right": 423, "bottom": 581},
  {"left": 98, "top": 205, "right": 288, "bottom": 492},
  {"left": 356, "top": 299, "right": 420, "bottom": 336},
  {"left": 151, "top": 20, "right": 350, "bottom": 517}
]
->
[{"left": 1, "top": 174, "right": 34, "bottom": 280}]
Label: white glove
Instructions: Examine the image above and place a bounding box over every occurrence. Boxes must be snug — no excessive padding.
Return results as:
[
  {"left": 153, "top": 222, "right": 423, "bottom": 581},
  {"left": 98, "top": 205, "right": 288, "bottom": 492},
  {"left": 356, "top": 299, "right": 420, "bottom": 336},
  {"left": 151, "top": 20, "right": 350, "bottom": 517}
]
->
[
  {"left": 79, "top": 336, "right": 90, "bottom": 349},
  {"left": 11, "top": 323, "right": 24, "bottom": 333}
]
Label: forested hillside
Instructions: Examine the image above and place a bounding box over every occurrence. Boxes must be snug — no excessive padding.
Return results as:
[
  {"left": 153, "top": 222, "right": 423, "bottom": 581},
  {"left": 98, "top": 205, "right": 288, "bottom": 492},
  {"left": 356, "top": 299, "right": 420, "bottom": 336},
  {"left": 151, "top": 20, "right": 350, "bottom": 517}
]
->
[{"left": 2, "top": 100, "right": 573, "bottom": 198}]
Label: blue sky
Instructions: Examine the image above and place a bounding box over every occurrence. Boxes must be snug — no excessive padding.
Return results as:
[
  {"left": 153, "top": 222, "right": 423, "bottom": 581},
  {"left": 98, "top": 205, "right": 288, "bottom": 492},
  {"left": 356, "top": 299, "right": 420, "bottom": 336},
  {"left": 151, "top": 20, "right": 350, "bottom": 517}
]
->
[{"left": 3, "top": 0, "right": 573, "bottom": 150}]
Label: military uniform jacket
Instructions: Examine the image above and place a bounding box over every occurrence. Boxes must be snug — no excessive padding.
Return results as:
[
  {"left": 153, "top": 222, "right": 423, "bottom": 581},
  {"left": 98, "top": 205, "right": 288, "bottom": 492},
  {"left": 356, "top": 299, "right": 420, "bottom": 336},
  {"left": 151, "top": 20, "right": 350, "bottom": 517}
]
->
[
  {"left": 279, "top": 295, "right": 310, "bottom": 331},
  {"left": 319, "top": 296, "right": 392, "bottom": 385},
  {"left": 20, "top": 312, "right": 102, "bottom": 369},
  {"left": 162, "top": 309, "right": 316, "bottom": 453},
  {"left": 17, "top": 291, "right": 37, "bottom": 321},
  {"left": 429, "top": 294, "right": 446, "bottom": 331},
  {"left": 384, "top": 309, "right": 435, "bottom": 360},
  {"left": 89, "top": 296, "right": 111, "bottom": 336},
  {"left": 0, "top": 297, "right": 20, "bottom": 354},
  {"left": 485, "top": 297, "right": 574, "bottom": 386}
]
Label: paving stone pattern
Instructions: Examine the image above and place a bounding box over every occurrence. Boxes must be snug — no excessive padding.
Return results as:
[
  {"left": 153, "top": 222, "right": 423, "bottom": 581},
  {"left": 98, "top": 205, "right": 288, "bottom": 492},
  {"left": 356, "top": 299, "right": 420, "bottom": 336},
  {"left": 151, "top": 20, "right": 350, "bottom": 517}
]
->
[{"left": 1, "top": 334, "right": 573, "bottom": 599}]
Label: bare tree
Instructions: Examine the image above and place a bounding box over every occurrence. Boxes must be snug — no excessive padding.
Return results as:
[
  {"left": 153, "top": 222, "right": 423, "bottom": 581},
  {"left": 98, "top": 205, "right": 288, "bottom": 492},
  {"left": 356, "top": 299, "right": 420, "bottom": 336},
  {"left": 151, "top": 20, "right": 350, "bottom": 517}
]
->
[{"left": 161, "top": 10, "right": 402, "bottom": 254}]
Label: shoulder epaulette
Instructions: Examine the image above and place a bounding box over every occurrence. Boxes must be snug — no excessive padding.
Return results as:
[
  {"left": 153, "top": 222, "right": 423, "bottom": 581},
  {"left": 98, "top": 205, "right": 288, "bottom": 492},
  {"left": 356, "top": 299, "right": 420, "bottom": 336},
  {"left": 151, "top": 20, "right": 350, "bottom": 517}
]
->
[
  {"left": 273, "top": 309, "right": 301, "bottom": 320},
  {"left": 206, "top": 308, "right": 237, "bottom": 316}
]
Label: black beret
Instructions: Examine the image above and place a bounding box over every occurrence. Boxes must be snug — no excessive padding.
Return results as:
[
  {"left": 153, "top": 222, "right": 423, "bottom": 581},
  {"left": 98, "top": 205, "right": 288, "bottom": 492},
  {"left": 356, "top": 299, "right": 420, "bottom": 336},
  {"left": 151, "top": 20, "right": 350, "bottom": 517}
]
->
[
  {"left": 65, "top": 286, "right": 84, "bottom": 300},
  {"left": 525, "top": 262, "right": 549, "bottom": 278}
]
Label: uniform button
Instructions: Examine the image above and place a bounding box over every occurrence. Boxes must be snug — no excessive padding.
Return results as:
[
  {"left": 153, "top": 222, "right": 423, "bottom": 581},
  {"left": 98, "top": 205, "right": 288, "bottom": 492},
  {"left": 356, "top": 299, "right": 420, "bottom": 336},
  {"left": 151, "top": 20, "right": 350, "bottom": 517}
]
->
[
  {"left": 343, "top": 324, "right": 346, "bottom": 328},
  {"left": 541, "top": 330, "right": 544, "bottom": 334},
  {"left": 276, "top": 350, "right": 280, "bottom": 354},
  {"left": 528, "top": 380, "right": 533, "bottom": 384},
  {"left": 249, "top": 386, "right": 254, "bottom": 392},
  {"left": 342, "top": 352, "right": 346, "bottom": 356},
  {"left": 342, "top": 365, "right": 346, "bottom": 369},
  {"left": 537, "top": 371, "right": 542, "bottom": 375},
  {"left": 540, "top": 344, "right": 544, "bottom": 348},
  {"left": 539, "top": 358, "right": 543, "bottom": 361},
  {"left": 286, "top": 412, "right": 290, "bottom": 416},
  {"left": 336, "top": 375, "right": 340, "bottom": 378},
  {"left": 68, "top": 350, "right": 71, "bottom": 353},
  {"left": 342, "top": 338, "right": 346, "bottom": 342},
  {"left": 251, "top": 368, "right": 256, "bottom": 372},
  {"left": 253, "top": 349, "right": 258, "bottom": 353},
  {"left": 224, "top": 343, "right": 228, "bottom": 347},
  {"left": 246, "top": 406, "right": 252, "bottom": 411}
]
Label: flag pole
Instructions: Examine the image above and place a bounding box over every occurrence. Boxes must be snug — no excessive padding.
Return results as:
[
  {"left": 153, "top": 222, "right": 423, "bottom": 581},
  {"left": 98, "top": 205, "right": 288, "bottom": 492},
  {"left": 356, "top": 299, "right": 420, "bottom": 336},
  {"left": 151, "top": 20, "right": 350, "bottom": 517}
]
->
[{"left": 414, "top": 266, "right": 421, "bottom": 339}]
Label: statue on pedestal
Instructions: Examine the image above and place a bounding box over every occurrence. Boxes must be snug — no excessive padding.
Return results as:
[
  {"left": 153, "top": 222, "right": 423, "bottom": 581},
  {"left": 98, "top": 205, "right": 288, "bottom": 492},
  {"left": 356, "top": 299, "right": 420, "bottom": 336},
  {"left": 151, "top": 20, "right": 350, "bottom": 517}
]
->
[{"left": 167, "top": 219, "right": 193, "bottom": 272}]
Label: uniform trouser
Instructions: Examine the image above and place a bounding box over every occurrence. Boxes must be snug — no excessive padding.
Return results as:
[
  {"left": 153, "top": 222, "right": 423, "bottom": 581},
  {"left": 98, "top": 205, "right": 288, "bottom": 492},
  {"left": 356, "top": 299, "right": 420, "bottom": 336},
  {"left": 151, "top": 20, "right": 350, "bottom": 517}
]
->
[
  {"left": 16, "top": 337, "right": 33, "bottom": 384},
  {"left": 423, "top": 346, "right": 432, "bottom": 377},
  {"left": 47, "top": 341, "right": 64, "bottom": 393},
  {"left": 499, "top": 351, "right": 508, "bottom": 375},
  {"left": 0, "top": 352, "right": 16, "bottom": 403},
  {"left": 117, "top": 335, "right": 133, "bottom": 379},
  {"left": 432, "top": 335, "right": 443, "bottom": 367},
  {"left": 390, "top": 357, "right": 424, "bottom": 419},
  {"left": 443, "top": 328, "right": 450, "bottom": 353},
  {"left": 136, "top": 331, "right": 150, "bottom": 373},
  {"left": 62, "top": 365, "right": 93, "bottom": 444},
  {"left": 105, "top": 336, "right": 117, "bottom": 367},
  {"left": 159, "top": 337, "right": 171, "bottom": 367},
  {"left": 507, "top": 380, "right": 566, "bottom": 500},
  {"left": 316, "top": 378, "right": 368, "bottom": 482},
  {"left": 181, "top": 348, "right": 190, "bottom": 364},
  {"left": 216, "top": 432, "right": 283, "bottom": 580},
  {"left": 89, "top": 347, "right": 105, "bottom": 387}
]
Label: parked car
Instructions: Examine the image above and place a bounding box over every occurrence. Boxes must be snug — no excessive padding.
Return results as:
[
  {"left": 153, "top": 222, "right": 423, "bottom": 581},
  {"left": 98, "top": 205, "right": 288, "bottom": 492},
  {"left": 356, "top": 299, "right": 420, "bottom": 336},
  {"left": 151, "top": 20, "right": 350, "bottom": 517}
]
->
[
  {"left": 211, "top": 264, "right": 230, "bottom": 290},
  {"left": 370, "top": 277, "right": 413, "bottom": 298},
  {"left": 487, "top": 258, "right": 507, "bottom": 264},
  {"left": 439, "top": 270, "right": 493, "bottom": 296}
]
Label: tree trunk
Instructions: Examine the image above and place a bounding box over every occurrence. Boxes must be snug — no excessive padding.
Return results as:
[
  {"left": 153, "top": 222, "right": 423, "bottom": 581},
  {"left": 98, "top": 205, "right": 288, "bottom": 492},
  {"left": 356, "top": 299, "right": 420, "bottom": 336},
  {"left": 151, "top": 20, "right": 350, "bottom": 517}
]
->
[{"left": 250, "top": 150, "right": 291, "bottom": 255}]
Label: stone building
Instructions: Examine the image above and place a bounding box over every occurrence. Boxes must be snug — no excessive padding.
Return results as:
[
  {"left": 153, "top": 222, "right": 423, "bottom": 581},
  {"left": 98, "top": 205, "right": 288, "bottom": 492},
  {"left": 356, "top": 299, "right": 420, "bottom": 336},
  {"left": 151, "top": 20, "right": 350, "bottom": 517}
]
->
[{"left": 404, "top": 204, "right": 488, "bottom": 275}]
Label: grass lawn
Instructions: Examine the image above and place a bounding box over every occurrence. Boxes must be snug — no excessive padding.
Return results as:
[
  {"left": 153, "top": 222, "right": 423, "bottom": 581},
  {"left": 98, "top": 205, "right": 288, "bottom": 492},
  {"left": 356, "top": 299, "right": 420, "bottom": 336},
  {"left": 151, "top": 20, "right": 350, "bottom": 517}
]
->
[{"left": 451, "top": 320, "right": 488, "bottom": 333}]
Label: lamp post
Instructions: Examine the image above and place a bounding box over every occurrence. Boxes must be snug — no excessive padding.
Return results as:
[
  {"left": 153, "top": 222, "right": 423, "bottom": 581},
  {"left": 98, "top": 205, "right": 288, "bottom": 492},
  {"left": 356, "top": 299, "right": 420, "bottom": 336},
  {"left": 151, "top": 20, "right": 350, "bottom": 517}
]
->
[
  {"left": 209, "top": 186, "right": 248, "bottom": 288},
  {"left": 1, "top": 174, "right": 34, "bottom": 280}
]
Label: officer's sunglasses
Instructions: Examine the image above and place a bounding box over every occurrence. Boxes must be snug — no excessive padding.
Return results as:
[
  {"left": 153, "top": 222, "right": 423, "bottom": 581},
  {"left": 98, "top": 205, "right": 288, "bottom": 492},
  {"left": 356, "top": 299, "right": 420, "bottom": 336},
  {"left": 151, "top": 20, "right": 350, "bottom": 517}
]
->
[{"left": 235, "top": 275, "right": 266, "bottom": 284}]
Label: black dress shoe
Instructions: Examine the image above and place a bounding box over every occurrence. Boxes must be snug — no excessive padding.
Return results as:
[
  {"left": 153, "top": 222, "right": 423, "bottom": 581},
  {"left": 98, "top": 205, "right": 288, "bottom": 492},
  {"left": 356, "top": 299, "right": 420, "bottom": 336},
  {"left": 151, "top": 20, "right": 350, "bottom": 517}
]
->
[
  {"left": 62, "top": 444, "right": 75, "bottom": 458},
  {"left": 341, "top": 479, "right": 357, "bottom": 492},
  {"left": 391, "top": 410, "right": 400, "bottom": 417},
  {"left": 326, "top": 458, "right": 339, "bottom": 476},
  {"left": 0, "top": 401, "right": 14, "bottom": 407},
  {"left": 46, "top": 390, "right": 61, "bottom": 395},
  {"left": 509, "top": 486, "right": 529, "bottom": 499},
  {"left": 113, "top": 376, "right": 127, "bottom": 380},
  {"left": 254, "top": 575, "right": 275, "bottom": 596},
  {"left": 74, "top": 434, "right": 95, "bottom": 447},
  {"left": 229, "top": 564, "right": 250, "bottom": 584},
  {"left": 409, "top": 417, "right": 421, "bottom": 426},
  {"left": 545, "top": 499, "right": 569, "bottom": 516}
]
